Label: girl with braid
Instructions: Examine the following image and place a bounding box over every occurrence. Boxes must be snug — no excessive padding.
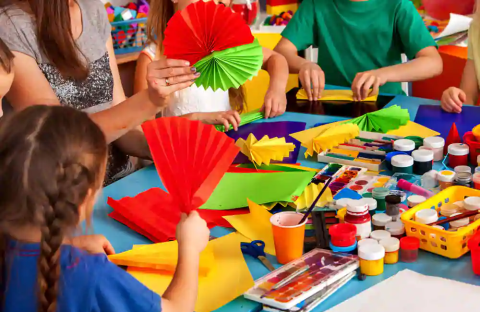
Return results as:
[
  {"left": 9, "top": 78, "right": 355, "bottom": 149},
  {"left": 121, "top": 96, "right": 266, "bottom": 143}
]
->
[{"left": 0, "top": 105, "right": 210, "bottom": 312}]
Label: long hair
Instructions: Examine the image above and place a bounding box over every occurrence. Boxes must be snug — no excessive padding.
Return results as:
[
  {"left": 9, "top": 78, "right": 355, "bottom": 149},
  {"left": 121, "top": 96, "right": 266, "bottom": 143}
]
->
[
  {"left": 0, "top": 37, "right": 14, "bottom": 73},
  {"left": 147, "top": 0, "right": 246, "bottom": 113},
  {"left": 0, "top": 106, "right": 107, "bottom": 312},
  {"left": 0, "top": 0, "right": 89, "bottom": 81}
]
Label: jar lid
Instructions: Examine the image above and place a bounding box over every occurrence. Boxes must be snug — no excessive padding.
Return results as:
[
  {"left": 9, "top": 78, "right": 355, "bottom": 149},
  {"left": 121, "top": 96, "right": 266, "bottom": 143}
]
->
[
  {"left": 437, "top": 170, "right": 455, "bottom": 182},
  {"left": 386, "top": 151, "right": 408, "bottom": 163},
  {"left": 335, "top": 198, "right": 352, "bottom": 209},
  {"left": 329, "top": 240, "right": 357, "bottom": 252},
  {"left": 379, "top": 237, "right": 400, "bottom": 252},
  {"left": 394, "top": 139, "right": 415, "bottom": 151},
  {"left": 370, "top": 230, "right": 391, "bottom": 241},
  {"left": 450, "top": 213, "right": 470, "bottom": 228},
  {"left": 453, "top": 201, "right": 465, "bottom": 210},
  {"left": 412, "top": 149, "right": 434, "bottom": 162},
  {"left": 464, "top": 196, "right": 480, "bottom": 211},
  {"left": 440, "top": 203, "right": 460, "bottom": 215},
  {"left": 455, "top": 172, "right": 472, "bottom": 183},
  {"left": 385, "top": 195, "right": 401, "bottom": 205},
  {"left": 372, "top": 187, "right": 390, "bottom": 198},
  {"left": 423, "top": 136, "right": 445, "bottom": 149},
  {"left": 346, "top": 199, "right": 369, "bottom": 213},
  {"left": 361, "top": 198, "right": 377, "bottom": 210},
  {"left": 407, "top": 195, "right": 426, "bottom": 206},
  {"left": 358, "top": 244, "right": 385, "bottom": 261},
  {"left": 400, "top": 236, "right": 420, "bottom": 250},
  {"left": 415, "top": 209, "right": 439, "bottom": 224},
  {"left": 389, "top": 190, "right": 407, "bottom": 202},
  {"left": 385, "top": 221, "right": 405, "bottom": 235},
  {"left": 372, "top": 213, "right": 393, "bottom": 226},
  {"left": 357, "top": 238, "right": 379, "bottom": 248},
  {"left": 329, "top": 223, "right": 357, "bottom": 238},
  {"left": 391, "top": 155, "right": 414, "bottom": 168},
  {"left": 454, "top": 165, "right": 472, "bottom": 174},
  {"left": 448, "top": 143, "right": 469, "bottom": 156}
]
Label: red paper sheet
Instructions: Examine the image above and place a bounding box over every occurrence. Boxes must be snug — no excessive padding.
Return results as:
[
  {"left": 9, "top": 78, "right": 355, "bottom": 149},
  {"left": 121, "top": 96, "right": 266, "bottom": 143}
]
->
[{"left": 227, "top": 167, "right": 281, "bottom": 173}]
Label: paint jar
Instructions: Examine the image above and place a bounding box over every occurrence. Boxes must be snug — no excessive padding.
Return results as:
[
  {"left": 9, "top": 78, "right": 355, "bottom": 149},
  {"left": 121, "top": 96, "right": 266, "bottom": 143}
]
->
[
  {"left": 455, "top": 165, "right": 472, "bottom": 174},
  {"left": 336, "top": 208, "right": 347, "bottom": 223},
  {"left": 463, "top": 197, "right": 480, "bottom": 211},
  {"left": 270, "top": 212, "right": 307, "bottom": 264},
  {"left": 358, "top": 244, "right": 385, "bottom": 276},
  {"left": 358, "top": 238, "right": 379, "bottom": 248},
  {"left": 386, "top": 151, "right": 408, "bottom": 170},
  {"left": 412, "top": 150, "right": 434, "bottom": 175},
  {"left": 468, "top": 233, "right": 480, "bottom": 275},
  {"left": 449, "top": 213, "right": 470, "bottom": 230},
  {"left": 372, "top": 187, "right": 389, "bottom": 212},
  {"left": 329, "top": 240, "right": 357, "bottom": 254},
  {"left": 380, "top": 237, "right": 400, "bottom": 264},
  {"left": 454, "top": 172, "right": 473, "bottom": 188},
  {"left": 385, "top": 195, "right": 401, "bottom": 221},
  {"left": 393, "top": 139, "right": 415, "bottom": 155},
  {"left": 329, "top": 223, "right": 357, "bottom": 247},
  {"left": 407, "top": 195, "right": 426, "bottom": 208},
  {"left": 421, "top": 170, "right": 438, "bottom": 189},
  {"left": 423, "top": 136, "right": 445, "bottom": 161},
  {"left": 391, "top": 154, "right": 414, "bottom": 174},
  {"left": 344, "top": 200, "right": 371, "bottom": 239},
  {"left": 448, "top": 143, "right": 469, "bottom": 168},
  {"left": 400, "top": 236, "right": 420, "bottom": 263},
  {"left": 370, "top": 230, "right": 391, "bottom": 242},
  {"left": 405, "top": 136, "right": 424, "bottom": 150},
  {"left": 362, "top": 198, "right": 377, "bottom": 216},
  {"left": 385, "top": 221, "right": 405, "bottom": 239},
  {"left": 372, "top": 213, "right": 393, "bottom": 231},
  {"left": 474, "top": 173, "right": 480, "bottom": 190},
  {"left": 415, "top": 209, "right": 438, "bottom": 224},
  {"left": 389, "top": 190, "right": 406, "bottom": 203},
  {"left": 437, "top": 170, "right": 455, "bottom": 190},
  {"left": 440, "top": 203, "right": 461, "bottom": 217}
]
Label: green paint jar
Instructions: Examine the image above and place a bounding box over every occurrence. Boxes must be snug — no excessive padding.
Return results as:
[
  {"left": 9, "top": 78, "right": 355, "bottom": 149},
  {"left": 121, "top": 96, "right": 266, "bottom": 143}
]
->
[
  {"left": 391, "top": 154, "right": 414, "bottom": 174},
  {"left": 372, "top": 187, "right": 390, "bottom": 212}
]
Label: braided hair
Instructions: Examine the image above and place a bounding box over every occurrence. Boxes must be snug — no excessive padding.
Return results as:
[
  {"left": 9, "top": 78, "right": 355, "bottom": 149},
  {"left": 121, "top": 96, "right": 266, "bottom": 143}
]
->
[{"left": 0, "top": 105, "right": 107, "bottom": 312}]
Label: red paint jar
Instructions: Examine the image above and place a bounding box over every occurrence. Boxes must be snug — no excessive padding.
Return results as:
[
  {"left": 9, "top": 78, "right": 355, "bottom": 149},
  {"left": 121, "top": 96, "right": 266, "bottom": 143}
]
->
[
  {"left": 344, "top": 200, "right": 371, "bottom": 239},
  {"left": 448, "top": 143, "right": 469, "bottom": 168},
  {"left": 329, "top": 223, "right": 357, "bottom": 247},
  {"left": 400, "top": 237, "right": 420, "bottom": 263}
]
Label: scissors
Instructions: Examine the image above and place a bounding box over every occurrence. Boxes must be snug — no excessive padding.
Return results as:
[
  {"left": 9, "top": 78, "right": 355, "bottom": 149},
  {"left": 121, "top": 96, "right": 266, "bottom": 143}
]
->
[{"left": 241, "top": 240, "right": 275, "bottom": 271}]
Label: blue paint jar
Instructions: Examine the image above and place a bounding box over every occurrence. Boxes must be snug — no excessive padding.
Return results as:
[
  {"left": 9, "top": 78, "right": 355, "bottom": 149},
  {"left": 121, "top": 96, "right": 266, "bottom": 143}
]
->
[
  {"left": 385, "top": 151, "right": 408, "bottom": 170},
  {"left": 393, "top": 139, "right": 415, "bottom": 155},
  {"left": 329, "top": 240, "right": 357, "bottom": 254}
]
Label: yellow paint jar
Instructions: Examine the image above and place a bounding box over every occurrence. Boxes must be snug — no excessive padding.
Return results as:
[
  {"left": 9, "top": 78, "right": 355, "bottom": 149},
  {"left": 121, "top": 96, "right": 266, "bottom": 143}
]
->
[
  {"left": 358, "top": 244, "right": 385, "bottom": 276},
  {"left": 379, "top": 237, "right": 400, "bottom": 264}
]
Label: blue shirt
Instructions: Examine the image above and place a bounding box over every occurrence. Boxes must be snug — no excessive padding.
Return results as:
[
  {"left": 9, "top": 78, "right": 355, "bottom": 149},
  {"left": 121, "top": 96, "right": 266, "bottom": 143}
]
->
[{"left": 2, "top": 241, "right": 162, "bottom": 312}]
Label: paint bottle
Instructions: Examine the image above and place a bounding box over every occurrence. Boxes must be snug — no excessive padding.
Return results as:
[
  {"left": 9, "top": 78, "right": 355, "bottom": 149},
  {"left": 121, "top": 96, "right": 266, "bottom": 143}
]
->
[
  {"left": 437, "top": 170, "right": 455, "bottom": 190},
  {"left": 385, "top": 151, "right": 408, "bottom": 170},
  {"left": 358, "top": 244, "right": 385, "bottom": 276},
  {"left": 400, "top": 237, "right": 420, "bottom": 263},
  {"left": 370, "top": 230, "right": 391, "bottom": 242},
  {"left": 415, "top": 209, "right": 439, "bottom": 224},
  {"left": 385, "top": 221, "right": 405, "bottom": 239},
  {"left": 423, "top": 136, "right": 445, "bottom": 161},
  {"left": 454, "top": 172, "right": 473, "bottom": 188},
  {"left": 473, "top": 173, "right": 480, "bottom": 190},
  {"left": 412, "top": 150, "right": 434, "bottom": 175},
  {"left": 385, "top": 195, "right": 401, "bottom": 221},
  {"left": 344, "top": 200, "right": 371, "bottom": 239},
  {"left": 454, "top": 165, "right": 472, "bottom": 174},
  {"left": 407, "top": 195, "right": 426, "bottom": 208},
  {"left": 372, "top": 187, "right": 389, "bottom": 212},
  {"left": 372, "top": 213, "right": 393, "bottom": 231},
  {"left": 391, "top": 154, "right": 414, "bottom": 174},
  {"left": 393, "top": 139, "right": 415, "bottom": 155},
  {"left": 380, "top": 237, "right": 400, "bottom": 264},
  {"left": 448, "top": 143, "right": 469, "bottom": 168}
]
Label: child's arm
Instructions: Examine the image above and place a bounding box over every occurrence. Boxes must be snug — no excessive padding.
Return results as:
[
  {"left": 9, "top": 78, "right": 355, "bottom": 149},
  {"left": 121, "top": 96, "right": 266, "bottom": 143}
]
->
[
  {"left": 441, "top": 60, "right": 478, "bottom": 113},
  {"left": 261, "top": 47, "right": 289, "bottom": 118},
  {"left": 134, "top": 53, "right": 152, "bottom": 95}
]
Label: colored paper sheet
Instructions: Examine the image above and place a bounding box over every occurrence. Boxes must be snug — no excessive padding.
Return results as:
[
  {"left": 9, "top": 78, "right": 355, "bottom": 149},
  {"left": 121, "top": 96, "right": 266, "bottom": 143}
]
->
[
  {"left": 223, "top": 199, "right": 276, "bottom": 255},
  {"left": 128, "top": 232, "right": 255, "bottom": 312},
  {"left": 227, "top": 167, "right": 281, "bottom": 173},
  {"left": 237, "top": 163, "right": 308, "bottom": 172},
  {"left": 236, "top": 134, "right": 295, "bottom": 166},
  {"left": 215, "top": 110, "right": 264, "bottom": 132},
  {"left": 227, "top": 121, "right": 307, "bottom": 164},
  {"left": 296, "top": 89, "right": 378, "bottom": 102},
  {"left": 201, "top": 171, "right": 315, "bottom": 210},
  {"left": 386, "top": 121, "right": 440, "bottom": 138},
  {"left": 294, "top": 183, "right": 334, "bottom": 210},
  {"left": 414, "top": 105, "right": 480, "bottom": 138},
  {"left": 345, "top": 105, "right": 409, "bottom": 133},
  {"left": 109, "top": 240, "right": 215, "bottom": 276}
]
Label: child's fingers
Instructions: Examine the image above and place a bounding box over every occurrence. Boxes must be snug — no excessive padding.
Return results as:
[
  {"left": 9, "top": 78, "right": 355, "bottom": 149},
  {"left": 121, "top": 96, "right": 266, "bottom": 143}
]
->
[
  {"left": 153, "top": 59, "right": 191, "bottom": 69},
  {"left": 301, "top": 72, "right": 313, "bottom": 101},
  {"left": 226, "top": 114, "right": 238, "bottom": 131},
  {"left": 311, "top": 72, "right": 320, "bottom": 101},
  {"left": 222, "top": 119, "right": 230, "bottom": 132},
  {"left": 103, "top": 241, "right": 116, "bottom": 255},
  {"left": 264, "top": 100, "right": 272, "bottom": 119},
  {"left": 352, "top": 74, "right": 366, "bottom": 101},
  {"left": 232, "top": 111, "right": 241, "bottom": 125},
  {"left": 458, "top": 90, "right": 467, "bottom": 103},
  {"left": 270, "top": 101, "right": 279, "bottom": 118},
  {"left": 362, "top": 76, "right": 376, "bottom": 100}
]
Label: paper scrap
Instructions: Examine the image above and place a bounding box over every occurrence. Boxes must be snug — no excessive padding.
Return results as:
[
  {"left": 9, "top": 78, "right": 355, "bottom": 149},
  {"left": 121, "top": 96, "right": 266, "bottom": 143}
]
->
[
  {"left": 236, "top": 134, "right": 296, "bottom": 166},
  {"left": 386, "top": 121, "right": 440, "bottom": 138},
  {"left": 436, "top": 13, "right": 472, "bottom": 39},
  {"left": 297, "top": 89, "right": 378, "bottom": 102},
  {"left": 294, "top": 183, "right": 334, "bottom": 210}
]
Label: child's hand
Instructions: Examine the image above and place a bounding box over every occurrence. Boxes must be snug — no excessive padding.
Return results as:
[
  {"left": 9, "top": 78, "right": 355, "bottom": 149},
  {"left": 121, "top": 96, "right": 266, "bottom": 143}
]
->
[
  {"left": 441, "top": 87, "right": 465, "bottom": 113},
  {"left": 177, "top": 211, "right": 210, "bottom": 254},
  {"left": 197, "top": 111, "right": 241, "bottom": 131},
  {"left": 70, "top": 235, "right": 115, "bottom": 255},
  {"left": 262, "top": 87, "right": 287, "bottom": 118},
  {"left": 299, "top": 62, "right": 325, "bottom": 101},
  {"left": 351, "top": 70, "right": 387, "bottom": 101}
]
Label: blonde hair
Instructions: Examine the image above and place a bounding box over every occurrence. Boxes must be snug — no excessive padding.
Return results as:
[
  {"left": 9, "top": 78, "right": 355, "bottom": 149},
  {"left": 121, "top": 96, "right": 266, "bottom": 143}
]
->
[{"left": 147, "top": 0, "right": 247, "bottom": 113}]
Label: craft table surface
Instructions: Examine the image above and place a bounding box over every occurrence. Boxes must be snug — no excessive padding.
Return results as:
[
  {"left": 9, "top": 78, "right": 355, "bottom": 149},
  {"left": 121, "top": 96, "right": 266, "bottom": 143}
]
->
[{"left": 93, "top": 92, "right": 480, "bottom": 312}]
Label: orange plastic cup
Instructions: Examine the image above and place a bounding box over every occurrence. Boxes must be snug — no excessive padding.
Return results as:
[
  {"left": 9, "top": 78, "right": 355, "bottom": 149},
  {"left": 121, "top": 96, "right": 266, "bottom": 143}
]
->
[{"left": 270, "top": 212, "right": 307, "bottom": 264}]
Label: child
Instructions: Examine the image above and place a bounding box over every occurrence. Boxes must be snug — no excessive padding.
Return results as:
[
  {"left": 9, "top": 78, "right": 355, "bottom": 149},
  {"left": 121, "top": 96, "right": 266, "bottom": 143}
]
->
[
  {"left": 274, "top": 0, "right": 443, "bottom": 101},
  {"left": 0, "top": 38, "right": 14, "bottom": 117},
  {"left": 0, "top": 105, "right": 210, "bottom": 312},
  {"left": 134, "top": 0, "right": 289, "bottom": 130},
  {"left": 441, "top": 1, "right": 479, "bottom": 113}
]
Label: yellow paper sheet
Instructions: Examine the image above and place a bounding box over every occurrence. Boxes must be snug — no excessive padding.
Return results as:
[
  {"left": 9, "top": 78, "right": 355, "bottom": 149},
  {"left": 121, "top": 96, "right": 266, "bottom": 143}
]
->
[
  {"left": 386, "top": 121, "right": 440, "bottom": 138},
  {"left": 313, "top": 123, "right": 360, "bottom": 152},
  {"left": 296, "top": 89, "right": 378, "bottom": 102},
  {"left": 223, "top": 199, "right": 276, "bottom": 255},
  {"left": 236, "top": 134, "right": 295, "bottom": 166},
  {"left": 294, "top": 183, "right": 334, "bottom": 210},
  {"left": 274, "top": 164, "right": 320, "bottom": 172},
  {"left": 109, "top": 240, "right": 215, "bottom": 276},
  {"left": 128, "top": 233, "right": 254, "bottom": 312}
]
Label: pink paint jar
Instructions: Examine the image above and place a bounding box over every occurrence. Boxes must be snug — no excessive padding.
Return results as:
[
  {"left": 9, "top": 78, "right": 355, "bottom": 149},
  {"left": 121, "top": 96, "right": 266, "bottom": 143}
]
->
[{"left": 448, "top": 143, "right": 469, "bottom": 168}]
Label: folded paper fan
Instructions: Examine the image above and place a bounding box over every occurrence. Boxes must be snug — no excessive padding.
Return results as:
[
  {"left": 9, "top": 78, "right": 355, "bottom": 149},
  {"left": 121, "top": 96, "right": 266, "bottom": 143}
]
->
[
  {"left": 194, "top": 39, "right": 263, "bottom": 91},
  {"left": 294, "top": 183, "right": 334, "bottom": 211},
  {"left": 296, "top": 89, "right": 378, "bottom": 102},
  {"left": 163, "top": 0, "right": 254, "bottom": 65},
  {"left": 215, "top": 109, "right": 264, "bottom": 132},
  {"left": 236, "top": 133, "right": 295, "bottom": 166},
  {"left": 344, "top": 105, "right": 409, "bottom": 133},
  {"left": 142, "top": 117, "right": 239, "bottom": 213}
]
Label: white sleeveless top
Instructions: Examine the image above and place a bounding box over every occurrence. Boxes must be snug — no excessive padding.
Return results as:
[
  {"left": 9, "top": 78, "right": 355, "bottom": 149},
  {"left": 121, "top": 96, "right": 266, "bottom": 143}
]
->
[{"left": 142, "top": 43, "right": 231, "bottom": 117}]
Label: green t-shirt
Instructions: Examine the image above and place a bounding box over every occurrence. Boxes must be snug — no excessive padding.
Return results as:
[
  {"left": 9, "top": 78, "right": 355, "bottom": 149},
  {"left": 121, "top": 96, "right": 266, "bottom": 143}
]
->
[{"left": 281, "top": 0, "right": 437, "bottom": 95}]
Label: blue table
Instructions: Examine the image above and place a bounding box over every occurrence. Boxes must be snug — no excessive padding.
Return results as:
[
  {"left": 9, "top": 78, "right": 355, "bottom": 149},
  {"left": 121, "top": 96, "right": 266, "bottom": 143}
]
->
[{"left": 93, "top": 94, "right": 480, "bottom": 312}]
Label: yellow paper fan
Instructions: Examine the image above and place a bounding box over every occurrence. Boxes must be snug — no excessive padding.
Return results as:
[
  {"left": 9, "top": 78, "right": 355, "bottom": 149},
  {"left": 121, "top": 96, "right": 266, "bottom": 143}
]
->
[
  {"left": 236, "top": 133, "right": 295, "bottom": 166},
  {"left": 294, "top": 183, "right": 333, "bottom": 210}
]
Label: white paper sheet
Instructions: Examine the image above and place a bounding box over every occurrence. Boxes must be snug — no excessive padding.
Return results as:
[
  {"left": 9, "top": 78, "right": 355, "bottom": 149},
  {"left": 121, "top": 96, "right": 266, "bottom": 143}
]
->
[
  {"left": 436, "top": 13, "right": 473, "bottom": 39},
  {"left": 327, "top": 269, "right": 480, "bottom": 312}
]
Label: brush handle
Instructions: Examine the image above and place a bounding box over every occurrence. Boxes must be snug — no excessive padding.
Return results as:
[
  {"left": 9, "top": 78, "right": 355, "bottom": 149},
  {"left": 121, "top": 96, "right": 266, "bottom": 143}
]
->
[
  {"left": 298, "top": 177, "right": 333, "bottom": 225},
  {"left": 428, "top": 210, "right": 480, "bottom": 226}
]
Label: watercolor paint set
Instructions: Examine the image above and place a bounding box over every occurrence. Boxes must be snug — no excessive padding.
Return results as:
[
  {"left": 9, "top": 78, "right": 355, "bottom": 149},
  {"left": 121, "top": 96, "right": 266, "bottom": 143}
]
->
[
  {"left": 312, "top": 164, "right": 367, "bottom": 196},
  {"left": 243, "top": 249, "right": 359, "bottom": 310},
  {"left": 346, "top": 174, "right": 391, "bottom": 195}
]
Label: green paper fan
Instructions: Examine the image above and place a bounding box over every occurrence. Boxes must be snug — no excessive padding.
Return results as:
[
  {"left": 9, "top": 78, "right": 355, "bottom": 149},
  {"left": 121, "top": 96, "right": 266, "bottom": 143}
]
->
[
  {"left": 194, "top": 39, "right": 263, "bottom": 91},
  {"left": 344, "top": 105, "right": 410, "bottom": 133},
  {"left": 214, "top": 109, "right": 264, "bottom": 132}
]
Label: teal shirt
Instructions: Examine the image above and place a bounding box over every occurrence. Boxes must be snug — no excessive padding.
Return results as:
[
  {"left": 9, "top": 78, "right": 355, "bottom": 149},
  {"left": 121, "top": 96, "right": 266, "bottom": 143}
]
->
[{"left": 281, "top": 0, "right": 437, "bottom": 95}]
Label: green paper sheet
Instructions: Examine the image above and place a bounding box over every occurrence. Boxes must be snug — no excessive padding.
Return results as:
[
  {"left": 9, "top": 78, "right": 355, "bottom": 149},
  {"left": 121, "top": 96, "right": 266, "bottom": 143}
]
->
[
  {"left": 344, "top": 105, "right": 409, "bottom": 133},
  {"left": 200, "top": 171, "right": 315, "bottom": 210},
  {"left": 214, "top": 109, "right": 264, "bottom": 132},
  {"left": 194, "top": 39, "right": 263, "bottom": 92}
]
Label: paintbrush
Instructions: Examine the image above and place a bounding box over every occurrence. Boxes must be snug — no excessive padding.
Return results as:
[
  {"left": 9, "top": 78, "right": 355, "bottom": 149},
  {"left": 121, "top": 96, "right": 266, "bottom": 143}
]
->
[
  {"left": 427, "top": 210, "right": 480, "bottom": 226},
  {"left": 298, "top": 177, "right": 333, "bottom": 225}
]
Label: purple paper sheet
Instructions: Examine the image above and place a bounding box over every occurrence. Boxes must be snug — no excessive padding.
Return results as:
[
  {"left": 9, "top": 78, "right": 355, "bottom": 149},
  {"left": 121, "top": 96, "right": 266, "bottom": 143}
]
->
[{"left": 226, "top": 121, "right": 306, "bottom": 164}]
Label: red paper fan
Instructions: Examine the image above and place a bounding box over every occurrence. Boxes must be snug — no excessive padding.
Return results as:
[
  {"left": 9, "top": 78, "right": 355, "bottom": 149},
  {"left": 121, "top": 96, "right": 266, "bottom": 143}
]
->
[
  {"left": 142, "top": 117, "right": 240, "bottom": 213},
  {"left": 163, "top": 0, "right": 254, "bottom": 65}
]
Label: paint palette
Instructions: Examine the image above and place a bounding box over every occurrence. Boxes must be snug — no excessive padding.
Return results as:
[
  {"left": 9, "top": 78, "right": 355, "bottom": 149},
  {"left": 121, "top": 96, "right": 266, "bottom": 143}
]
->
[
  {"left": 346, "top": 175, "right": 391, "bottom": 195},
  {"left": 312, "top": 164, "right": 368, "bottom": 196},
  {"left": 244, "top": 249, "right": 359, "bottom": 310}
]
